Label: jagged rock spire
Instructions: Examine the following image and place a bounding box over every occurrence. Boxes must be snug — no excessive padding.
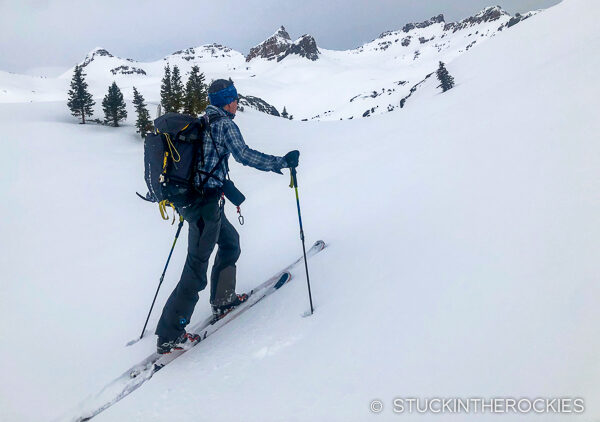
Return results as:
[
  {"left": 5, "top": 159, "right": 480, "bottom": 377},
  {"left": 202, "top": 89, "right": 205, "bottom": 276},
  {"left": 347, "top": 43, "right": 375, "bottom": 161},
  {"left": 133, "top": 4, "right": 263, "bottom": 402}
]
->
[
  {"left": 246, "top": 26, "right": 320, "bottom": 62},
  {"left": 246, "top": 26, "right": 292, "bottom": 62},
  {"left": 274, "top": 26, "right": 291, "bottom": 40}
]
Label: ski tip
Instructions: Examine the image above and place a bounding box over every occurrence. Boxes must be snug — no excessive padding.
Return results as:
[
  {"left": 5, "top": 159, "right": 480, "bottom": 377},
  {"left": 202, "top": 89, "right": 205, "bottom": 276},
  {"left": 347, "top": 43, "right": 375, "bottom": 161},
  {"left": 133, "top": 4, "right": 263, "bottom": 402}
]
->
[
  {"left": 313, "top": 240, "right": 326, "bottom": 249},
  {"left": 274, "top": 271, "right": 292, "bottom": 289}
]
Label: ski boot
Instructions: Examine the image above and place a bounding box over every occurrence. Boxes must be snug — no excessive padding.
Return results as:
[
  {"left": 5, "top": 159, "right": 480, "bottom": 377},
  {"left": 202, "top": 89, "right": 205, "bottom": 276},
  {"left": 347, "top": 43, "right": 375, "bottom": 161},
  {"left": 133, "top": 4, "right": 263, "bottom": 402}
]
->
[
  {"left": 157, "top": 332, "right": 201, "bottom": 354},
  {"left": 211, "top": 293, "right": 249, "bottom": 322}
]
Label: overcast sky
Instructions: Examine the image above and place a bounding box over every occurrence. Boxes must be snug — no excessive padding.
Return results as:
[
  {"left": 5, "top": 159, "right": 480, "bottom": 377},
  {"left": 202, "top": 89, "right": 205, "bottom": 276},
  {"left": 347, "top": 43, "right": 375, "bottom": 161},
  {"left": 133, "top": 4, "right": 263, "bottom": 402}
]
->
[{"left": 0, "top": 0, "right": 561, "bottom": 76}]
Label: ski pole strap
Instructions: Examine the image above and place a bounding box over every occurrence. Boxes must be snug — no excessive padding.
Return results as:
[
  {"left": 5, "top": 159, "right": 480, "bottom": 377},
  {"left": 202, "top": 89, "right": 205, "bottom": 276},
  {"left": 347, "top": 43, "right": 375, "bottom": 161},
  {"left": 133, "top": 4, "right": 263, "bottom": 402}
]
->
[
  {"left": 159, "top": 200, "right": 177, "bottom": 224},
  {"left": 289, "top": 167, "right": 298, "bottom": 188}
]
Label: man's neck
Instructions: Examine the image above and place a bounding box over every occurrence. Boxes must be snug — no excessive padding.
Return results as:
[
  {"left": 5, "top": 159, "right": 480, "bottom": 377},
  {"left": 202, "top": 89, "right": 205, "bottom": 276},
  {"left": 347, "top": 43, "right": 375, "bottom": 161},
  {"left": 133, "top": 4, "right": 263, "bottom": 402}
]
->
[{"left": 220, "top": 107, "right": 235, "bottom": 119}]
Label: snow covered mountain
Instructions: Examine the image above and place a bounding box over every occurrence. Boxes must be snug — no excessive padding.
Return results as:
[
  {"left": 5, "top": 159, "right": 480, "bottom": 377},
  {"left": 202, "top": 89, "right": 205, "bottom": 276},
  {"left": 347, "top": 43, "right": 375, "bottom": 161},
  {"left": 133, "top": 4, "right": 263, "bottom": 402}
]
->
[
  {"left": 246, "top": 26, "right": 293, "bottom": 61},
  {"left": 1, "top": 6, "right": 539, "bottom": 120},
  {"left": 2, "top": 0, "right": 600, "bottom": 421},
  {"left": 245, "top": 25, "right": 321, "bottom": 63}
]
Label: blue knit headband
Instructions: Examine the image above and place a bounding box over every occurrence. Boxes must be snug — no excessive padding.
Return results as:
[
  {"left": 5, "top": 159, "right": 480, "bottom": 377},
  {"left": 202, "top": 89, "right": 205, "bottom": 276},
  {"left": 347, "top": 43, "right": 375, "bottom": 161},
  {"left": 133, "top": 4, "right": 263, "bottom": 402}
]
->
[{"left": 208, "top": 84, "right": 238, "bottom": 107}]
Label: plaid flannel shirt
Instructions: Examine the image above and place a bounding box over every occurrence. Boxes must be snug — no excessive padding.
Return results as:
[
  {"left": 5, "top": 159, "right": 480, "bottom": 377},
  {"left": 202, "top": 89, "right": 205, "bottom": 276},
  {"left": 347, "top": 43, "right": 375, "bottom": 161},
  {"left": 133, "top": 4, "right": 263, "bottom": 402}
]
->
[{"left": 195, "top": 105, "right": 287, "bottom": 189}]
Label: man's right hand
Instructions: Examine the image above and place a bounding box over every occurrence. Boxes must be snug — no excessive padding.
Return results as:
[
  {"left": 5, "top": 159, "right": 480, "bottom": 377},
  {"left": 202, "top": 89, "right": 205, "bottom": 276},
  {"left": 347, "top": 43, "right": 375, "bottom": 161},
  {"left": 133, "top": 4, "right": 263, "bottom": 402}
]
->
[{"left": 284, "top": 150, "right": 300, "bottom": 168}]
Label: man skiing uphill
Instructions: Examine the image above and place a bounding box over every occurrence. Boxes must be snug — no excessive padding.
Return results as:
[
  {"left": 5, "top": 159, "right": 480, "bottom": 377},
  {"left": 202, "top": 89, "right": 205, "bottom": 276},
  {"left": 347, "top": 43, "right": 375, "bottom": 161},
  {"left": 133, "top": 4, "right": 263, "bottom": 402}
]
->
[{"left": 155, "top": 78, "right": 300, "bottom": 354}]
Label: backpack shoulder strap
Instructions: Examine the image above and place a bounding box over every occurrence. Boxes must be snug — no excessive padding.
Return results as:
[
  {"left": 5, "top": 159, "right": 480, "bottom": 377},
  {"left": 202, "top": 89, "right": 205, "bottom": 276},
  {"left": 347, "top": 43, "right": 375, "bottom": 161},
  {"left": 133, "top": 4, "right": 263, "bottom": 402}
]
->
[{"left": 196, "top": 114, "right": 230, "bottom": 190}]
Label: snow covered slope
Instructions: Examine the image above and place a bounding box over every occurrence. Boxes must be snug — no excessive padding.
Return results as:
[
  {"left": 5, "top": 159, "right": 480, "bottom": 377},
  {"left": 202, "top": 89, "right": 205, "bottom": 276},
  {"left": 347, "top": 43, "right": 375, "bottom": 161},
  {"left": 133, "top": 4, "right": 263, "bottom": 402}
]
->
[
  {"left": 0, "top": 70, "right": 67, "bottom": 102},
  {"left": 1, "top": 6, "right": 539, "bottom": 121},
  {"left": 1, "top": 0, "right": 599, "bottom": 421}
]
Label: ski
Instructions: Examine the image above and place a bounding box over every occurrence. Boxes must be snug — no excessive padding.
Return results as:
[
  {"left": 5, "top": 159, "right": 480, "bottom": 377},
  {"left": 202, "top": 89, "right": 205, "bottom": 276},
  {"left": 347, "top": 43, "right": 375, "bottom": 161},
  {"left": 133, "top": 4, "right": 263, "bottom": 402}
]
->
[
  {"left": 73, "top": 240, "right": 326, "bottom": 422},
  {"left": 151, "top": 271, "right": 292, "bottom": 373}
]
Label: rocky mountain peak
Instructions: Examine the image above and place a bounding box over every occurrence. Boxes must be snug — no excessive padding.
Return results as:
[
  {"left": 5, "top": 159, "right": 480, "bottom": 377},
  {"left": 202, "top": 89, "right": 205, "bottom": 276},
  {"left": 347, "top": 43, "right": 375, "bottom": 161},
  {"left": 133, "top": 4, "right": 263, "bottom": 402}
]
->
[
  {"left": 274, "top": 26, "right": 291, "bottom": 41},
  {"left": 80, "top": 47, "right": 114, "bottom": 68},
  {"left": 246, "top": 28, "right": 319, "bottom": 62},
  {"left": 402, "top": 14, "right": 445, "bottom": 33},
  {"left": 277, "top": 34, "right": 320, "bottom": 62},
  {"left": 444, "top": 6, "right": 509, "bottom": 31},
  {"left": 246, "top": 26, "right": 292, "bottom": 62},
  {"left": 473, "top": 5, "right": 509, "bottom": 21}
]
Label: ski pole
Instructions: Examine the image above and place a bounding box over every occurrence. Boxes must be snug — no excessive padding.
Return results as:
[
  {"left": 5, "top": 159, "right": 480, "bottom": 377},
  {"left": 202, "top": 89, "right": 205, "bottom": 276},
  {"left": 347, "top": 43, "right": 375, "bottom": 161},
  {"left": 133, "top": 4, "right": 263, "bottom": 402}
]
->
[
  {"left": 139, "top": 215, "right": 184, "bottom": 340},
  {"left": 289, "top": 167, "right": 314, "bottom": 315}
]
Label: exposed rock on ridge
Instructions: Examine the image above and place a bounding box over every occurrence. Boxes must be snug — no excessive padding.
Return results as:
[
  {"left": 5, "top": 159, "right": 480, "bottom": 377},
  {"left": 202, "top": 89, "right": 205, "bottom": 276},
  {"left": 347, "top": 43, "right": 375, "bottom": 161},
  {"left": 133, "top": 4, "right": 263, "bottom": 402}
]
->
[
  {"left": 81, "top": 48, "right": 115, "bottom": 68},
  {"left": 403, "top": 14, "right": 445, "bottom": 33},
  {"left": 238, "top": 94, "right": 280, "bottom": 116},
  {"left": 277, "top": 35, "right": 320, "bottom": 62},
  {"left": 246, "top": 27, "right": 320, "bottom": 62},
  {"left": 110, "top": 65, "right": 146, "bottom": 76},
  {"left": 444, "top": 6, "right": 509, "bottom": 32},
  {"left": 505, "top": 11, "right": 539, "bottom": 29},
  {"left": 169, "top": 44, "right": 236, "bottom": 61},
  {"left": 246, "top": 26, "right": 292, "bottom": 62}
]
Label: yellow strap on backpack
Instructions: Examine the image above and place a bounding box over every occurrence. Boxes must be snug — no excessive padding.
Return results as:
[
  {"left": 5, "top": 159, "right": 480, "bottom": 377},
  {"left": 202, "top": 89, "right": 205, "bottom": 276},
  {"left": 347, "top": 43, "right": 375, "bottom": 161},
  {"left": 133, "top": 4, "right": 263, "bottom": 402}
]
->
[
  {"left": 159, "top": 200, "right": 177, "bottom": 224},
  {"left": 156, "top": 130, "right": 183, "bottom": 224},
  {"left": 163, "top": 133, "right": 181, "bottom": 164}
]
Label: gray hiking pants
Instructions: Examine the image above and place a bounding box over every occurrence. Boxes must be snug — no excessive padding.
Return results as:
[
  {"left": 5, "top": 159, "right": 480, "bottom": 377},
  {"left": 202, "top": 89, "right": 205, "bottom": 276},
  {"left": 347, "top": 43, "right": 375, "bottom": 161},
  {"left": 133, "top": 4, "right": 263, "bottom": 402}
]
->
[{"left": 155, "top": 195, "right": 241, "bottom": 341}]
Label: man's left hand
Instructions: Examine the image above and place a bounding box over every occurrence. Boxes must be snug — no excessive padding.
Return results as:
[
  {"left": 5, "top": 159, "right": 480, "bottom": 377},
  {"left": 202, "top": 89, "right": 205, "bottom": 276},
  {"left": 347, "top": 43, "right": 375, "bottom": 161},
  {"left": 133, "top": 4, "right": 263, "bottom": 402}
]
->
[{"left": 284, "top": 150, "right": 300, "bottom": 168}]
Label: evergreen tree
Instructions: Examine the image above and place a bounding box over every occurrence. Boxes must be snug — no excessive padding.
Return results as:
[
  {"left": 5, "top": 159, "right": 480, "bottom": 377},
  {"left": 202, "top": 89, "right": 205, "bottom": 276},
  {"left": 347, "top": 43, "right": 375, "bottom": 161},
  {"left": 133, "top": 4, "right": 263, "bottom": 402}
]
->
[
  {"left": 183, "top": 65, "right": 208, "bottom": 116},
  {"left": 67, "top": 65, "right": 95, "bottom": 124},
  {"left": 281, "top": 106, "right": 289, "bottom": 119},
  {"left": 436, "top": 61, "right": 455, "bottom": 93},
  {"left": 171, "top": 65, "right": 185, "bottom": 112},
  {"left": 197, "top": 72, "right": 209, "bottom": 112},
  {"left": 102, "top": 82, "right": 127, "bottom": 127},
  {"left": 160, "top": 64, "right": 173, "bottom": 112},
  {"left": 132, "top": 87, "right": 153, "bottom": 137}
]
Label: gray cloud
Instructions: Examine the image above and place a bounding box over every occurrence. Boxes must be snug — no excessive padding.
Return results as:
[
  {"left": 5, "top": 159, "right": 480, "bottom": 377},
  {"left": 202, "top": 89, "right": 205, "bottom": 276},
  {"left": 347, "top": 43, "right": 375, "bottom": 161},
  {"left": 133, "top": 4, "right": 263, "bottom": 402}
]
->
[{"left": 0, "top": 0, "right": 561, "bottom": 75}]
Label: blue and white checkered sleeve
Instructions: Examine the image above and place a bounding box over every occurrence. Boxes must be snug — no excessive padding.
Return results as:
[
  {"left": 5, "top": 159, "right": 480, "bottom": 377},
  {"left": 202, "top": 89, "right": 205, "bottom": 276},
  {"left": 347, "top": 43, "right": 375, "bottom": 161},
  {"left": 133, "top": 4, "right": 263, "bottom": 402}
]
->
[{"left": 224, "top": 121, "right": 287, "bottom": 172}]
